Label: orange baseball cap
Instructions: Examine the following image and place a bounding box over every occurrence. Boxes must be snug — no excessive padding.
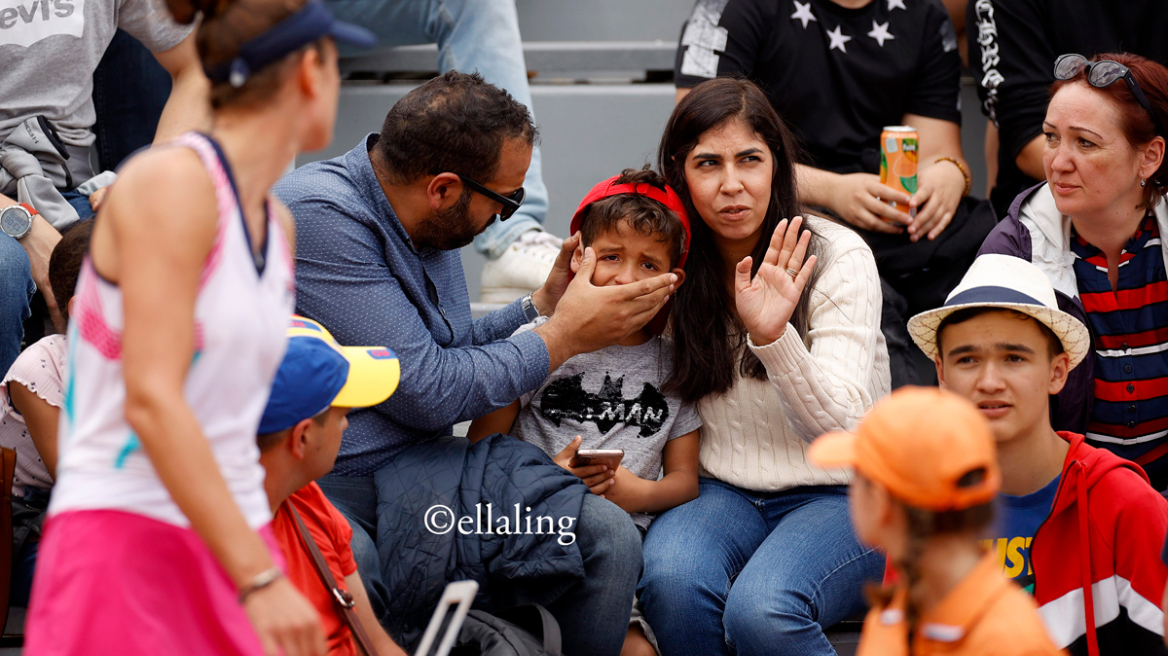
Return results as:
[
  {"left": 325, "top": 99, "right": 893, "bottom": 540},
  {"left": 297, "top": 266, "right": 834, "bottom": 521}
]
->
[{"left": 809, "top": 387, "right": 1001, "bottom": 512}]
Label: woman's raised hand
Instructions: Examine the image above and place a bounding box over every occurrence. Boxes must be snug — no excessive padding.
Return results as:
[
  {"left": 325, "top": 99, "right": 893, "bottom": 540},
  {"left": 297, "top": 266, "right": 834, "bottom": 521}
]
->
[{"left": 735, "top": 217, "right": 817, "bottom": 346}]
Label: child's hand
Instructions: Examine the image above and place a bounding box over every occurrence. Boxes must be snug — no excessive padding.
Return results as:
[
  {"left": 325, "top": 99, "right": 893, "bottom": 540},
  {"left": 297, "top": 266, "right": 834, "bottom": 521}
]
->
[
  {"left": 552, "top": 436, "right": 615, "bottom": 495},
  {"left": 599, "top": 466, "right": 643, "bottom": 513}
]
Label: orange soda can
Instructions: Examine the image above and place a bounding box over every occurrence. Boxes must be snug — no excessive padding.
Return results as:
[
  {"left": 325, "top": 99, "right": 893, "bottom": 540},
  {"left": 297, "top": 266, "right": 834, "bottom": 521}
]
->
[{"left": 879, "top": 126, "right": 918, "bottom": 219}]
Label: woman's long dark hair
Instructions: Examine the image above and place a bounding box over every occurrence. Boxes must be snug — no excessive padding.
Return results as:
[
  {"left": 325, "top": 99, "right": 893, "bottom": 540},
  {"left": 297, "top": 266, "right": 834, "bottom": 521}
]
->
[{"left": 661, "top": 77, "right": 822, "bottom": 403}]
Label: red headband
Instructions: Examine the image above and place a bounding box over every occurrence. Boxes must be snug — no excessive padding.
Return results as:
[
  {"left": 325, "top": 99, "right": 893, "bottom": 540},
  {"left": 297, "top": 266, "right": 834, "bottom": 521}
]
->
[
  {"left": 568, "top": 175, "right": 692, "bottom": 334},
  {"left": 569, "top": 175, "right": 692, "bottom": 269}
]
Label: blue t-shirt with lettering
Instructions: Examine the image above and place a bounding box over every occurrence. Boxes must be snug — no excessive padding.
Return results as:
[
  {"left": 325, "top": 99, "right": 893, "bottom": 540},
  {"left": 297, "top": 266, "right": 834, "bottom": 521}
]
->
[{"left": 981, "top": 475, "right": 1060, "bottom": 594}]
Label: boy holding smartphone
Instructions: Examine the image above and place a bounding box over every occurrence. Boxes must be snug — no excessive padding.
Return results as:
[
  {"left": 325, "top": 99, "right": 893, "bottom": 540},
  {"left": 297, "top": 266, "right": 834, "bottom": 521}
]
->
[{"left": 469, "top": 170, "right": 702, "bottom": 656}]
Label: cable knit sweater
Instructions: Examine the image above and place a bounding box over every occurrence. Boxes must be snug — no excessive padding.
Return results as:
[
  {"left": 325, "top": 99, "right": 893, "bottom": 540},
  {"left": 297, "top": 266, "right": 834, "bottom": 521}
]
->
[{"left": 697, "top": 217, "right": 891, "bottom": 492}]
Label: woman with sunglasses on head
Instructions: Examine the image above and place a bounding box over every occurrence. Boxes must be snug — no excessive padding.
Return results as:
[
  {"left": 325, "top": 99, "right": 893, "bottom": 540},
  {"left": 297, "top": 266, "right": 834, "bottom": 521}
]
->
[
  {"left": 981, "top": 52, "right": 1168, "bottom": 491},
  {"left": 23, "top": 1, "right": 374, "bottom": 655}
]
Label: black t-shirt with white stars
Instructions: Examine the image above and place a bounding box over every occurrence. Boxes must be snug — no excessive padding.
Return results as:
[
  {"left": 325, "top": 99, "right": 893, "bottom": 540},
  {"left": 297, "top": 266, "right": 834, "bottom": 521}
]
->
[{"left": 675, "top": 0, "right": 963, "bottom": 175}]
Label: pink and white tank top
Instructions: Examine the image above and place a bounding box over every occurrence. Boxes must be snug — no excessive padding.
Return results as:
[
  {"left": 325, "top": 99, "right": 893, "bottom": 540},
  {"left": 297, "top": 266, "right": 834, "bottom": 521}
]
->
[{"left": 49, "top": 132, "right": 296, "bottom": 529}]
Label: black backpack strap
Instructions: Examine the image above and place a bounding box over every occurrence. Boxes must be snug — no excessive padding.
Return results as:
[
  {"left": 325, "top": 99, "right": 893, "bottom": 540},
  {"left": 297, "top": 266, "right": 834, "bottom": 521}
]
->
[{"left": 495, "top": 604, "right": 562, "bottom": 656}]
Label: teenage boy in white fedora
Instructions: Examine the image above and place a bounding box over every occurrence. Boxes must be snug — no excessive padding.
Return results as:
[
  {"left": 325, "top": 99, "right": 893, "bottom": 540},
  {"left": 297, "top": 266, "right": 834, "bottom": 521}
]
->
[{"left": 908, "top": 254, "right": 1168, "bottom": 656}]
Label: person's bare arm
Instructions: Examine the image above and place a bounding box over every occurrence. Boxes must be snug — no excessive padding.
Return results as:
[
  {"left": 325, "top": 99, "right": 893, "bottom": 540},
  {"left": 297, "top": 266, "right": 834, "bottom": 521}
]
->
[
  {"left": 904, "top": 113, "right": 968, "bottom": 241},
  {"left": 795, "top": 164, "right": 911, "bottom": 233},
  {"left": 1015, "top": 133, "right": 1046, "bottom": 181},
  {"left": 7, "top": 383, "right": 59, "bottom": 479},
  {"left": 467, "top": 400, "right": 520, "bottom": 443},
  {"left": 151, "top": 30, "right": 211, "bottom": 143},
  {"left": 104, "top": 150, "right": 323, "bottom": 656},
  {"left": 344, "top": 572, "right": 408, "bottom": 656},
  {"left": 601, "top": 430, "right": 700, "bottom": 514},
  {"left": 985, "top": 120, "right": 1000, "bottom": 196}
]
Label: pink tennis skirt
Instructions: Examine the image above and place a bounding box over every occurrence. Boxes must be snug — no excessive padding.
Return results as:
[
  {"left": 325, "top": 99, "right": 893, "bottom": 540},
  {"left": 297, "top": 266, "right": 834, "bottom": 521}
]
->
[{"left": 24, "top": 509, "right": 284, "bottom": 656}]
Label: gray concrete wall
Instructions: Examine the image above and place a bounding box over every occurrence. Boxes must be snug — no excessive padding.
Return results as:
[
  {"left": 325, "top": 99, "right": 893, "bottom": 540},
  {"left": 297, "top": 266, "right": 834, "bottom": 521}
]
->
[{"left": 515, "top": 0, "right": 693, "bottom": 42}]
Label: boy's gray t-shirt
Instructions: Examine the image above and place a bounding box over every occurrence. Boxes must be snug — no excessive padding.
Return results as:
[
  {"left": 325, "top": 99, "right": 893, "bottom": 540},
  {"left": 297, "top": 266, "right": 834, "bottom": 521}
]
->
[
  {"left": 0, "top": 0, "right": 192, "bottom": 148},
  {"left": 511, "top": 320, "right": 702, "bottom": 529}
]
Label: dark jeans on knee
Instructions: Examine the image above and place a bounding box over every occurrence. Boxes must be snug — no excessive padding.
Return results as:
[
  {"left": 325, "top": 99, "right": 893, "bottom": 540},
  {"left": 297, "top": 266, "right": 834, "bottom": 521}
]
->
[
  {"left": 0, "top": 234, "right": 35, "bottom": 376},
  {"left": 319, "top": 471, "right": 641, "bottom": 656}
]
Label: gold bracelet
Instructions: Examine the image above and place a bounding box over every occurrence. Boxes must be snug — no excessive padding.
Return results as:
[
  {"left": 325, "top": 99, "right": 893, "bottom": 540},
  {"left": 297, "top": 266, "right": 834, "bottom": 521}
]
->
[{"left": 934, "top": 157, "right": 972, "bottom": 197}]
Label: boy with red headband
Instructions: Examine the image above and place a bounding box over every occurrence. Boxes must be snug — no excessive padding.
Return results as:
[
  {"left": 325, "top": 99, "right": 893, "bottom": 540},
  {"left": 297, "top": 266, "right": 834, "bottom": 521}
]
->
[{"left": 469, "top": 168, "right": 700, "bottom": 656}]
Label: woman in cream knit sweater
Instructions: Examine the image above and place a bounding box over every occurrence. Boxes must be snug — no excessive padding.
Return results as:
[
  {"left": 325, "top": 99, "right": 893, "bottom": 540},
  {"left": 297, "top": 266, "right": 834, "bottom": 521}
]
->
[{"left": 638, "top": 78, "right": 890, "bottom": 656}]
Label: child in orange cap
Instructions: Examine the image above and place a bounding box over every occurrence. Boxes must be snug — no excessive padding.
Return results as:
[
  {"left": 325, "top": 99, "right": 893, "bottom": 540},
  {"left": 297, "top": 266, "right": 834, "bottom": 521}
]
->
[{"left": 810, "top": 386, "right": 1064, "bottom": 656}]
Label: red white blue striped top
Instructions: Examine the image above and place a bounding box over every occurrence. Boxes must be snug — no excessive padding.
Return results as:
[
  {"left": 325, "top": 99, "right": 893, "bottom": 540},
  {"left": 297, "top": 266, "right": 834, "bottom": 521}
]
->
[{"left": 1072, "top": 212, "right": 1168, "bottom": 461}]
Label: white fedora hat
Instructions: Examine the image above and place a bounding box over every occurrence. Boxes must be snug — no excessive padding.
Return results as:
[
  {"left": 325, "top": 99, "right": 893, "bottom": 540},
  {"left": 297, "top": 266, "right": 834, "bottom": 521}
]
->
[{"left": 908, "top": 254, "right": 1091, "bottom": 369}]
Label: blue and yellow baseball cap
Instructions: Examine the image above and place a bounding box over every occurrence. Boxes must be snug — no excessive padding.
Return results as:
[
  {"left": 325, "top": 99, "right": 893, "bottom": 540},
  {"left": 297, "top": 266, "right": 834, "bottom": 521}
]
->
[{"left": 259, "top": 316, "right": 400, "bottom": 434}]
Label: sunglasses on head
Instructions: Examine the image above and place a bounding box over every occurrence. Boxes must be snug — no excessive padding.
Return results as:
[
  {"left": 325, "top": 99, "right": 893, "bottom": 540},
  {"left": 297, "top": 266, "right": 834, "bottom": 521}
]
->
[
  {"left": 1054, "top": 54, "right": 1163, "bottom": 136},
  {"left": 456, "top": 174, "right": 525, "bottom": 222}
]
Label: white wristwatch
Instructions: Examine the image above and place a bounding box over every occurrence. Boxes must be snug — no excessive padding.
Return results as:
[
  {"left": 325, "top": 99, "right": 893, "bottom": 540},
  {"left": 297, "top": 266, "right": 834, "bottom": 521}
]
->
[{"left": 0, "top": 204, "right": 36, "bottom": 240}]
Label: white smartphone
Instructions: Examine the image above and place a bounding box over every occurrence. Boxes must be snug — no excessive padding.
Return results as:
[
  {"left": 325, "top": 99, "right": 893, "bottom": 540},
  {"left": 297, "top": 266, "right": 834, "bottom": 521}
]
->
[
  {"left": 569, "top": 449, "right": 624, "bottom": 470},
  {"left": 414, "top": 580, "right": 478, "bottom": 656}
]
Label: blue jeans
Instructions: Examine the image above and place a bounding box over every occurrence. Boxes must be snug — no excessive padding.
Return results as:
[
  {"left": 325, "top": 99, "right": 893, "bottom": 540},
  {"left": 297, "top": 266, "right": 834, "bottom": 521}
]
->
[
  {"left": 10, "top": 485, "right": 50, "bottom": 608},
  {"left": 1, "top": 194, "right": 94, "bottom": 372},
  {"left": 639, "top": 479, "right": 882, "bottom": 656},
  {"left": 325, "top": 0, "right": 546, "bottom": 258},
  {"left": 0, "top": 233, "right": 35, "bottom": 376},
  {"left": 319, "top": 473, "right": 641, "bottom": 656}
]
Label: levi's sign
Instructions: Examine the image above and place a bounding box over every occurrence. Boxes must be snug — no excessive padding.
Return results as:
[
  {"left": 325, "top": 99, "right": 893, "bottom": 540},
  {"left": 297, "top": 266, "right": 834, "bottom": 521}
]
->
[{"left": 0, "top": 0, "right": 85, "bottom": 49}]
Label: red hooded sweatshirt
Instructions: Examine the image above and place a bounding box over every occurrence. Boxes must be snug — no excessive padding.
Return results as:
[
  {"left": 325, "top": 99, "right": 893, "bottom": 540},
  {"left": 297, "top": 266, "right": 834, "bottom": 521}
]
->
[{"left": 1034, "top": 432, "right": 1168, "bottom": 656}]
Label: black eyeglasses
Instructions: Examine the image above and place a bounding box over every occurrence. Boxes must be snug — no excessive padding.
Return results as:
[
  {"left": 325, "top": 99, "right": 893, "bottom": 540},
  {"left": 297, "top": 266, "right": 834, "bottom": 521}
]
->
[
  {"left": 1054, "top": 53, "right": 1163, "bottom": 135},
  {"left": 456, "top": 174, "right": 525, "bottom": 222}
]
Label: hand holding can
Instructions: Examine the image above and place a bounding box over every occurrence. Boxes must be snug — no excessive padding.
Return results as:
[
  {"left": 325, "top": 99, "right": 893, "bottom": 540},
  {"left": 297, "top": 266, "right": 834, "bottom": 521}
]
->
[{"left": 879, "top": 126, "right": 919, "bottom": 221}]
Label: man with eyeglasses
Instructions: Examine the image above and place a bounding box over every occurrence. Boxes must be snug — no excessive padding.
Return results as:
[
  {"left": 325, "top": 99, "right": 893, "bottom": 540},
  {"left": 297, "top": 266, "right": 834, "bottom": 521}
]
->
[
  {"left": 273, "top": 71, "right": 673, "bottom": 656},
  {"left": 968, "top": 0, "right": 1168, "bottom": 218}
]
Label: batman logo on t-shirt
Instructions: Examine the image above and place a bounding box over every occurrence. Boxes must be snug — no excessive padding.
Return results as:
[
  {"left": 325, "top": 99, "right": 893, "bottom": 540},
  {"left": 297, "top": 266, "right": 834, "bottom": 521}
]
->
[{"left": 539, "top": 372, "right": 669, "bottom": 437}]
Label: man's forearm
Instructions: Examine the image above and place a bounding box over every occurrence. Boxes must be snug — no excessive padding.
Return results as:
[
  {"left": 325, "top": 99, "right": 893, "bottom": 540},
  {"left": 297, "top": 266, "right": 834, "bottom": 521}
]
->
[
  {"left": 345, "top": 572, "right": 408, "bottom": 656},
  {"left": 533, "top": 318, "right": 577, "bottom": 374}
]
